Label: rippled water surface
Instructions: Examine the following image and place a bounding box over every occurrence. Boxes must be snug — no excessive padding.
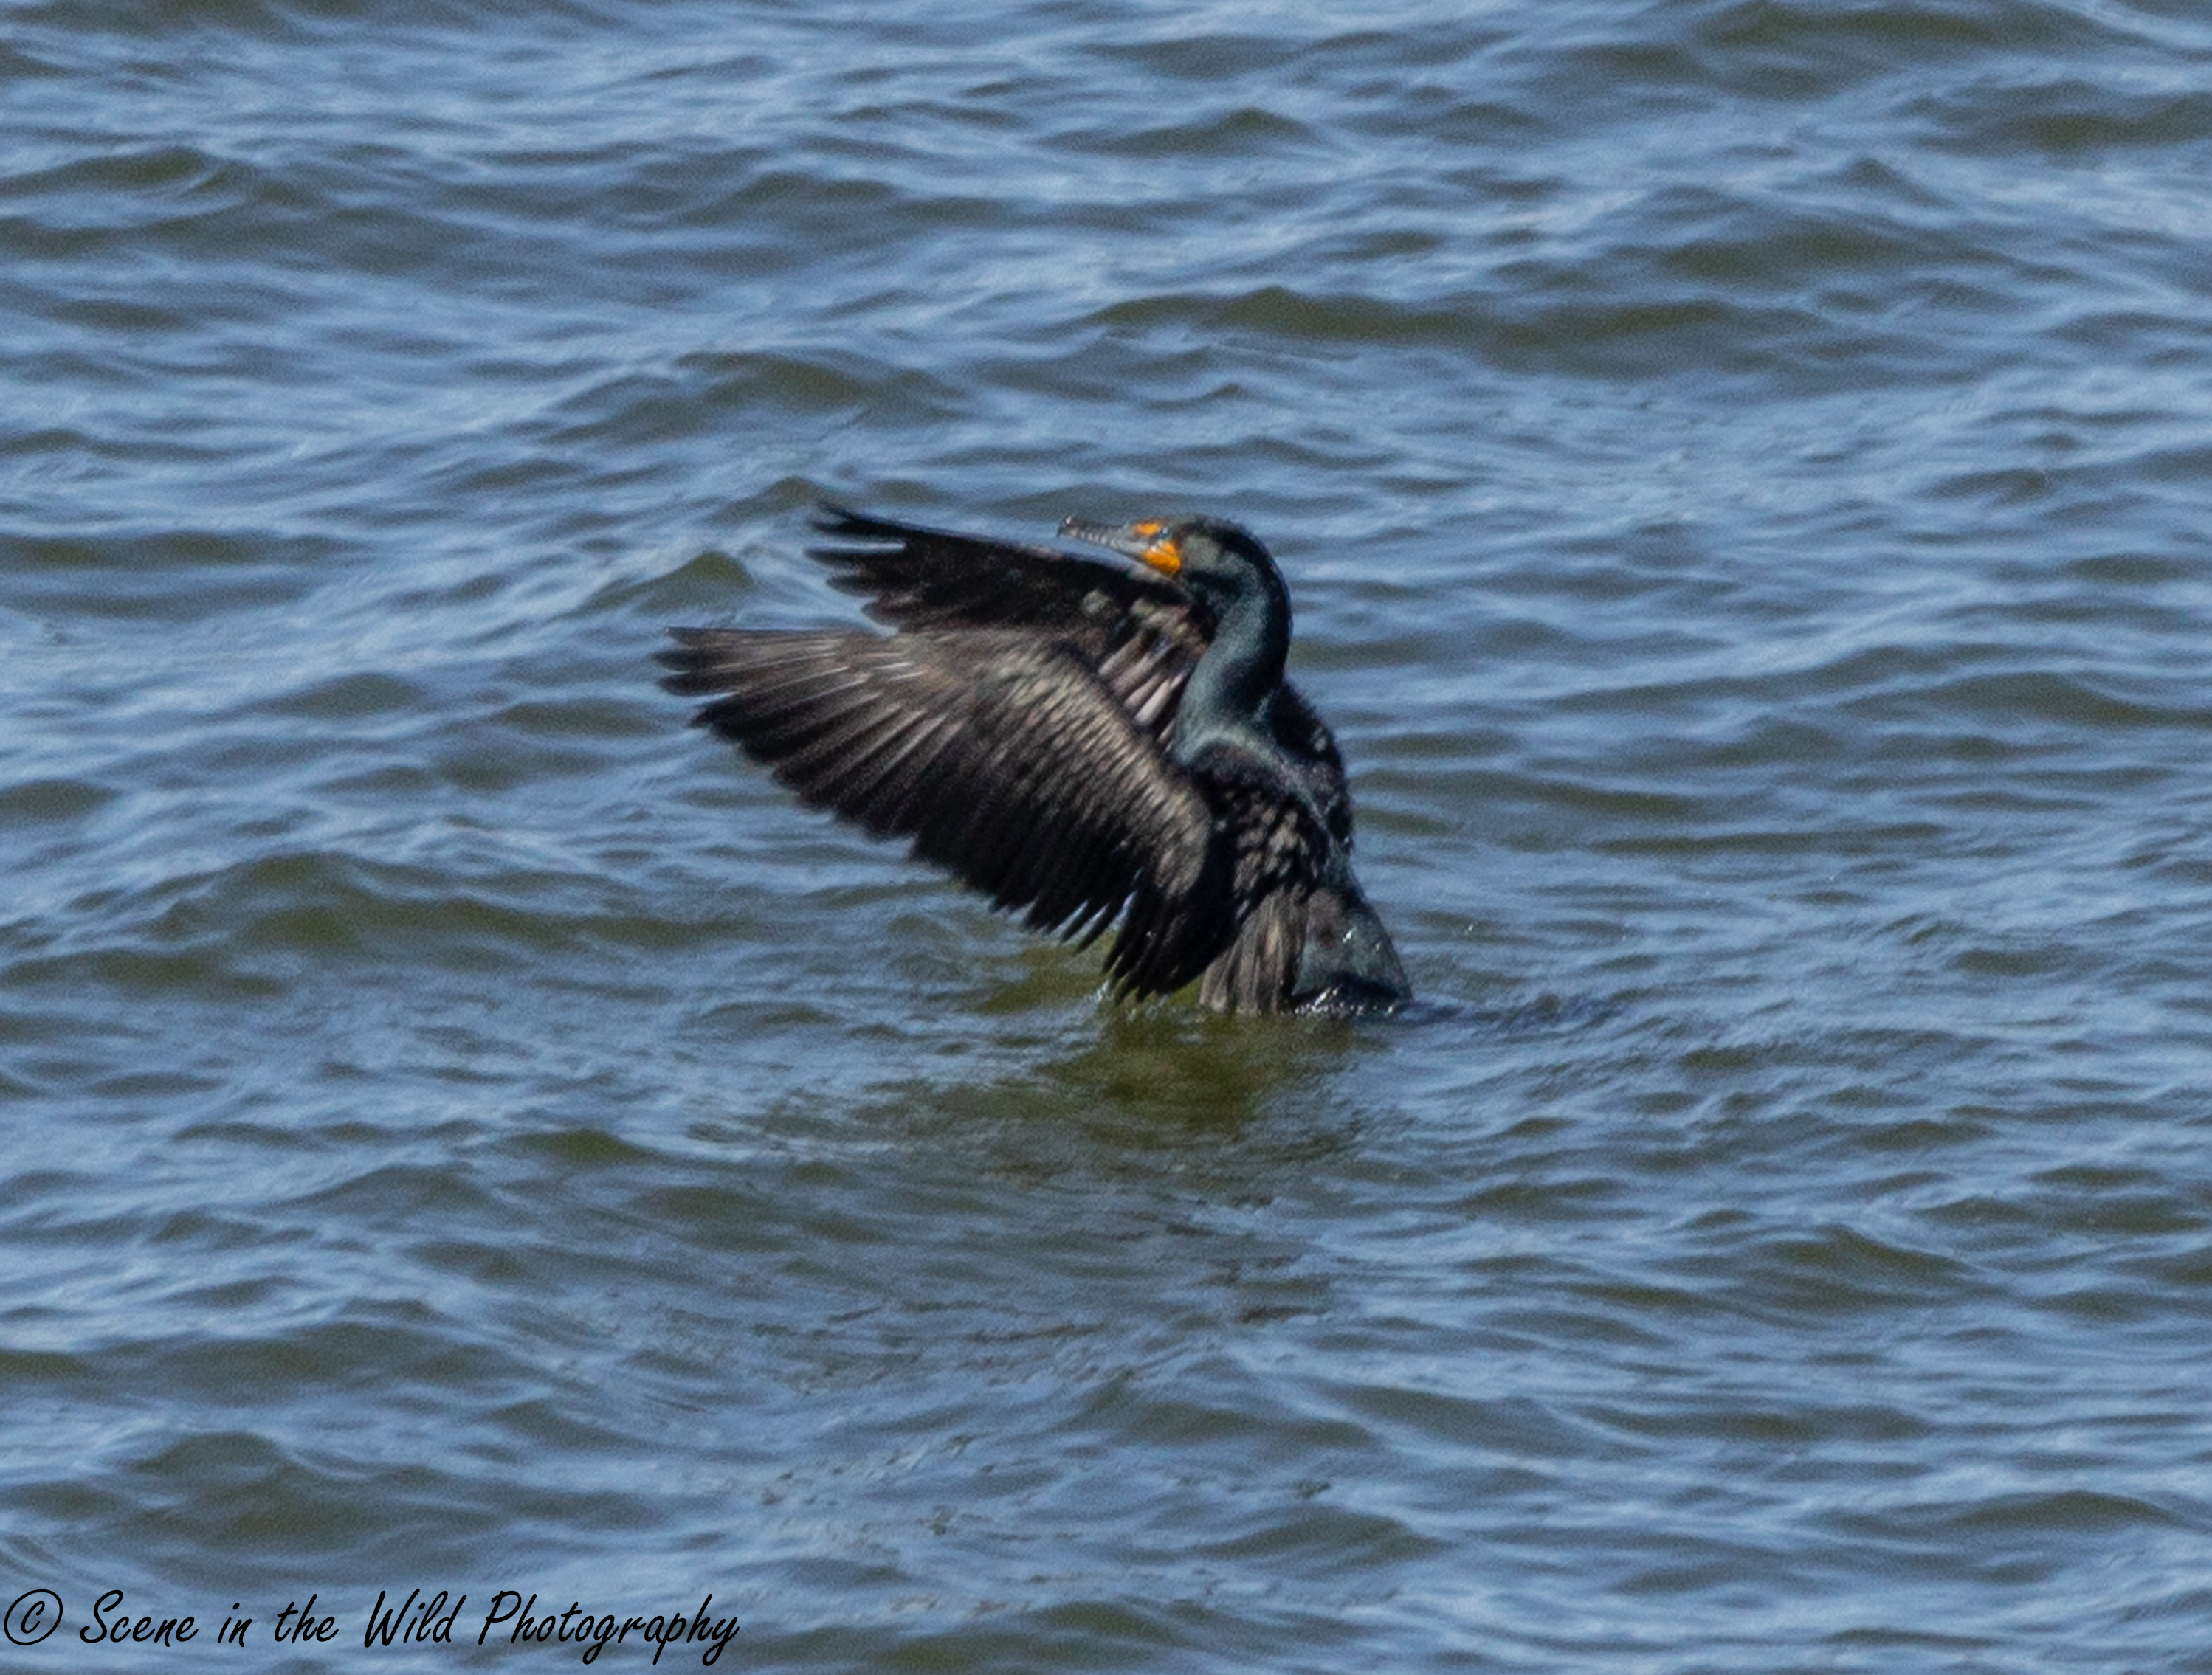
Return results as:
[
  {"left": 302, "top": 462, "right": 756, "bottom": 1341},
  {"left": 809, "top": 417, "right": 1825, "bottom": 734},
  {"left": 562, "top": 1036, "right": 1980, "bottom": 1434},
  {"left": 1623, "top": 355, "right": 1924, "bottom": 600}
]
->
[{"left": 8, "top": 1, "right": 2212, "bottom": 1669}]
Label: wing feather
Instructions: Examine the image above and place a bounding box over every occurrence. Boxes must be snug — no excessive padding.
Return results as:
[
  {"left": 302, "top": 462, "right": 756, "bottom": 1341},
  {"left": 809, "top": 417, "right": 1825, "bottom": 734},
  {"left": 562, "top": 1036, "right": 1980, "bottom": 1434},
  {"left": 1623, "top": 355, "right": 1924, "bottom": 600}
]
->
[
  {"left": 1185, "top": 746, "right": 1334, "bottom": 1012},
  {"left": 807, "top": 505, "right": 1212, "bottom": 747},
  {"left": 659, "top": 626, "right": 1234, "bottom": 998}
]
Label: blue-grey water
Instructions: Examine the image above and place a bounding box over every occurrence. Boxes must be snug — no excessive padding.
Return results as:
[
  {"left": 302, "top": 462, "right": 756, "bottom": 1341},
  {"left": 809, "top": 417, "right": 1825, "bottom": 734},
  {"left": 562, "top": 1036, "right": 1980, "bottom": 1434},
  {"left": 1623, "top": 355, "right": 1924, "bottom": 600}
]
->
[{"left": 7, "top": 1, "right": 2212, "bottom": 1669}]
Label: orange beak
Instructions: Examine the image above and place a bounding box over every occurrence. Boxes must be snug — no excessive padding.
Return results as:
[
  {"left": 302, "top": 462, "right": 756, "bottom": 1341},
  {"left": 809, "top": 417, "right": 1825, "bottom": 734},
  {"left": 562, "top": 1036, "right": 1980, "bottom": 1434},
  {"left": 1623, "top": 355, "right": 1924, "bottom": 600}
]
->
[{"left": 1058, "top": 516, "right": 1182, "bottom": 576}]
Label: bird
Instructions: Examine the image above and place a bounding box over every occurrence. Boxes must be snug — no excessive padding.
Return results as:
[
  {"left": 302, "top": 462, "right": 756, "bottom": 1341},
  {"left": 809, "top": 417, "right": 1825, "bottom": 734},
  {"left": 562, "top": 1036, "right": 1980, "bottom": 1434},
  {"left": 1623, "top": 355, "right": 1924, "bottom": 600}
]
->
[{"left": 658, "top": 503, "right": 1410, "bottom": 1014}]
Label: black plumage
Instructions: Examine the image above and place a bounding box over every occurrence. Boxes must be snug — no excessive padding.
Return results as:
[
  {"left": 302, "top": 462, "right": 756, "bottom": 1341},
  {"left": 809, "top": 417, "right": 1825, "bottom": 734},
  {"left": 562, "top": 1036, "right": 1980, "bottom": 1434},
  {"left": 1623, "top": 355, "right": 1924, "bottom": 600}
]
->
[{"left": 658, "top": 504, "right": 1410, "bottom": 1013}]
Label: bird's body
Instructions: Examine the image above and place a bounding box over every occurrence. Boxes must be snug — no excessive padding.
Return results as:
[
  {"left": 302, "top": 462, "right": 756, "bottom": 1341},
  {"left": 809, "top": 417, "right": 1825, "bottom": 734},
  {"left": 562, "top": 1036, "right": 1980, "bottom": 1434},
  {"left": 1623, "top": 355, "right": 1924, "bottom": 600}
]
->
[{"left": 659, "top": 505, "right": 1409, "bottom": 1014}]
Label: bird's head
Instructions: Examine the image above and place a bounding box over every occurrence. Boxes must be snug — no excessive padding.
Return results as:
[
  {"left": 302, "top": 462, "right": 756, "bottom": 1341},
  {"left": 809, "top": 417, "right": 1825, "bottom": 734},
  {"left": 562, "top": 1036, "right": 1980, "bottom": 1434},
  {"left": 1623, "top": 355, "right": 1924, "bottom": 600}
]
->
[{"left": 1057, "top": 514, "right": 1281, "bottom": 607}]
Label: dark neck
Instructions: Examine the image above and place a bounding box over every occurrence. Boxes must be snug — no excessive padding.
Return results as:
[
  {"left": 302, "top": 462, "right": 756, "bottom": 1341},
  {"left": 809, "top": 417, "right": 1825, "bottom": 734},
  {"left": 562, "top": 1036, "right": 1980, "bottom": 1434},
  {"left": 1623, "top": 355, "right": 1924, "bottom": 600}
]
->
[{"left": 1177, "top": 567, "right": 1290, "bottom": 752}]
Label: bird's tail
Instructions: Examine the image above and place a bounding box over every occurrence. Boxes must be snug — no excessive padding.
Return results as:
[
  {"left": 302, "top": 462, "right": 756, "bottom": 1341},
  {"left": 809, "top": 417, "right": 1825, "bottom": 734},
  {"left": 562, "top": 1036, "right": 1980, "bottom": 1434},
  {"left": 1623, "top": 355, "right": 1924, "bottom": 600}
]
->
[{"left": 1198, "top": 877, "right": 1410, "bottom": 1015}]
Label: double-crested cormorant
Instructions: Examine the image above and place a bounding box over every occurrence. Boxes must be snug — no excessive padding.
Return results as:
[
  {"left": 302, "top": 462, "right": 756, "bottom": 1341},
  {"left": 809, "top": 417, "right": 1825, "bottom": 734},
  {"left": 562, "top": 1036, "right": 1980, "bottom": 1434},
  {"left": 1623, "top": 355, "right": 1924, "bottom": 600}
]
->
[{"left": 659, "top": 505, "right": 1410, "bottom": 1014}]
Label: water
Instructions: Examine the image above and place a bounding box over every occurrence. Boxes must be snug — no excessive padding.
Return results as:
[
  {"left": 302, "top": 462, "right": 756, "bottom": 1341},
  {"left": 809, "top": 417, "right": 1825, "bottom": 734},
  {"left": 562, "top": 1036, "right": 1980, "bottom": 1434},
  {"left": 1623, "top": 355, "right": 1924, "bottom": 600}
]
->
[{"left": 7, "top": 0, "right": 2212, "bottom": 1668}]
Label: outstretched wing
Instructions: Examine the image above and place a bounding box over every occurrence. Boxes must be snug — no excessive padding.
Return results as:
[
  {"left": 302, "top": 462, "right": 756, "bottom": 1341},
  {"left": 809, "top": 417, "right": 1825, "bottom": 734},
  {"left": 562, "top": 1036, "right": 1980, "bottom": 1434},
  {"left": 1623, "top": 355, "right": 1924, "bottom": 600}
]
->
[
  {"left": 659, "top": 626, "right": 1236, "bottom": 998},
  {"left": 809, "top": 505, "right": 1211, "bottom": 742}
]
